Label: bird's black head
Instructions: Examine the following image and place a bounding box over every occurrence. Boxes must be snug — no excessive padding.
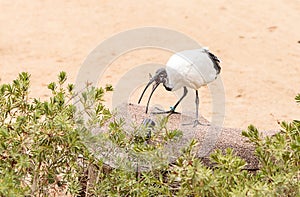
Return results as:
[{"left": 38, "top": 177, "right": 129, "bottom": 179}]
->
[
  {"left": 138, "top": 68, "right": 170, "bottom": 113},
  {"left": 154, "top": 68, "right": 168, "bottom": 86}
]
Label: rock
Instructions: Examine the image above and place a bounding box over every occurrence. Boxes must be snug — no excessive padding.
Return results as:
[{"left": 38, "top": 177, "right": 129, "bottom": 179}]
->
[{"left": 91, "top": 103, "right": 279, "bottom": 171}]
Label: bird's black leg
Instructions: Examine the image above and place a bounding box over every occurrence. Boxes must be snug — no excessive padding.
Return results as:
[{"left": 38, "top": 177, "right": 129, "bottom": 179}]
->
[
  {"left": 172, "top": 86, "right": 188, "bottom": 111},
  {"left": 195, "top": 90, "right": 210, "bottom": 126},
  {"left": 193, "top": 90, "right": 202, "bottom": 127},
  {"left": 153, "top": 86, "right": 188, "bottom": 115},
  {"left": 183, "top": 90, "right": 209, "bottom": 127},
  {"left": 195, "top": 90, "right": 199, "bottom": 120}
]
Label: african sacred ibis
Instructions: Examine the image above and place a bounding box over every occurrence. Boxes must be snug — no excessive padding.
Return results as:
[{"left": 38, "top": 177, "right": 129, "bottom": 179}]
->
[{"left": 138, "top": 48, "right": 221, "bottom": 126}]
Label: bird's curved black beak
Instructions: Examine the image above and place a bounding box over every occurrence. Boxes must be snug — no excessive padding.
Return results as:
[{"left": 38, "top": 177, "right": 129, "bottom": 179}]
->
[{"left": 138, "top": 76, "right": 160, "bottom": 114}]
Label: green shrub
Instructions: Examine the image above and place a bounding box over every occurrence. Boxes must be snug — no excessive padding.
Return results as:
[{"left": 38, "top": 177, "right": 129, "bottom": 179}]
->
[
  {"left": 0, "top": 72, "right": 112, "bottom": 196},
  {"left": 0, "top": 72, "right": 299, "bottom": 196}
]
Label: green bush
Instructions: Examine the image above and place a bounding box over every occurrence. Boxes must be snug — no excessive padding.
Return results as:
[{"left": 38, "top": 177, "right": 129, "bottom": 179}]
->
[
  {"left": 0, "top": 72, "right": 112, "bottom": 196},
  {"left": 0, "top": 72, "right": 299, "bottom": 196}
]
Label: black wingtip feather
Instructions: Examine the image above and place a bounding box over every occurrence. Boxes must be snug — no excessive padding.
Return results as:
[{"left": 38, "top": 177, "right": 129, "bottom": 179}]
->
[{"left": 204, "top": 49, "right": 221, "bottom": 75}]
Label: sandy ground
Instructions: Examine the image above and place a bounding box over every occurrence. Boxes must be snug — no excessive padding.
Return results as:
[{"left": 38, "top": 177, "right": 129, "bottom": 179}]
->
[{"left": 0, "top": 0, "right": 299, "bottom": 130}]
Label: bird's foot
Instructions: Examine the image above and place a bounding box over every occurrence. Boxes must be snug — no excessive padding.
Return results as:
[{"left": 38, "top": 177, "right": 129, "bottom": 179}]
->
[
  {"left": 151, "top": 106, "right": 180, "bottom": 115},
  {"left": 182, "top": 120, "right": 210, "bottom": 127}
]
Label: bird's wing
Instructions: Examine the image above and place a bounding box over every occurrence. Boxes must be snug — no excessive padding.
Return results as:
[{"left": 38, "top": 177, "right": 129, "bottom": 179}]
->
[
  {"left": 166, "top": 49, "right": 221, "bottom": 90},
  {"left": 203, "top": 49, "right": 221, "bottom": 75}
]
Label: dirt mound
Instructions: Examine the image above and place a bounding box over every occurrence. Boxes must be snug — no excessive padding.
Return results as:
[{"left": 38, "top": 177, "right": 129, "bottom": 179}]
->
[{"left": 97, "top": 103, "right": 279, "bottom": 170}]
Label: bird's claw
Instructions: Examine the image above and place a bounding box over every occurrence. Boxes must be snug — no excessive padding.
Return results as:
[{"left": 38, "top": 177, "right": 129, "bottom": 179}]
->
[
  {"left": 153, "top": 107, "right": 165, "bottom": 112},
  {"left": 151, "top": 107, "right": 180, "bottom": 115},
  {"left": 182, "top": 120, "right": 210, "bottom": 127}
]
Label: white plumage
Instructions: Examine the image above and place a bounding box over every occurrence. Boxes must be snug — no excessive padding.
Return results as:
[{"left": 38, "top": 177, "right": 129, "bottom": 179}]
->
[
  {"left": 138, "top": 48, "right": 221, "bottom": 126},
  {"left": 166, "top": 49, "right": 220, "bottom": 91}
]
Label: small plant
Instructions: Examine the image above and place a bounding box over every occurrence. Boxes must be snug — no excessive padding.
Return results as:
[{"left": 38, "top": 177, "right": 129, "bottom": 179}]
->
[
  {"left": 242, "top": 122, "right": 300, "bottom": 196},
  {"left": 0, "top": 72, "right": 112, "bottom": 196},
  {"left": 0, "top": 72, "right": 299, "bottom": 196}
]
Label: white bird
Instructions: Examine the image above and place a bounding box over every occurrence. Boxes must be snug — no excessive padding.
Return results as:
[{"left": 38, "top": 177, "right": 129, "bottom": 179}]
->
[{"left": 138, "top": 48, "right": 221, "bottom": 126}]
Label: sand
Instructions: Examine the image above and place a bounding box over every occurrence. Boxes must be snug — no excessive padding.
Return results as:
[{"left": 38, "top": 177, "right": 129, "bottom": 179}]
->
[{"left": 0, "top": 0, "right": 300, "bottom": 131}]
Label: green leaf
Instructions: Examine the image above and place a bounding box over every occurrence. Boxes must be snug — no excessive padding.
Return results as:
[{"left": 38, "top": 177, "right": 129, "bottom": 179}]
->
[
  {"left": 48, "top": 82, "right": 56, "bottom": 91},
  {"left": 58, "top": 71, "right": 67, "bottom": 85},
  {"left": 67, "top": 83, "right": 74, "bottom": 92},
  {"left": 295, "top": 93, "right": 300, "bottom": 103},
  {"left": 105, "top": 84, "right": 113, "bottom": 91}
]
